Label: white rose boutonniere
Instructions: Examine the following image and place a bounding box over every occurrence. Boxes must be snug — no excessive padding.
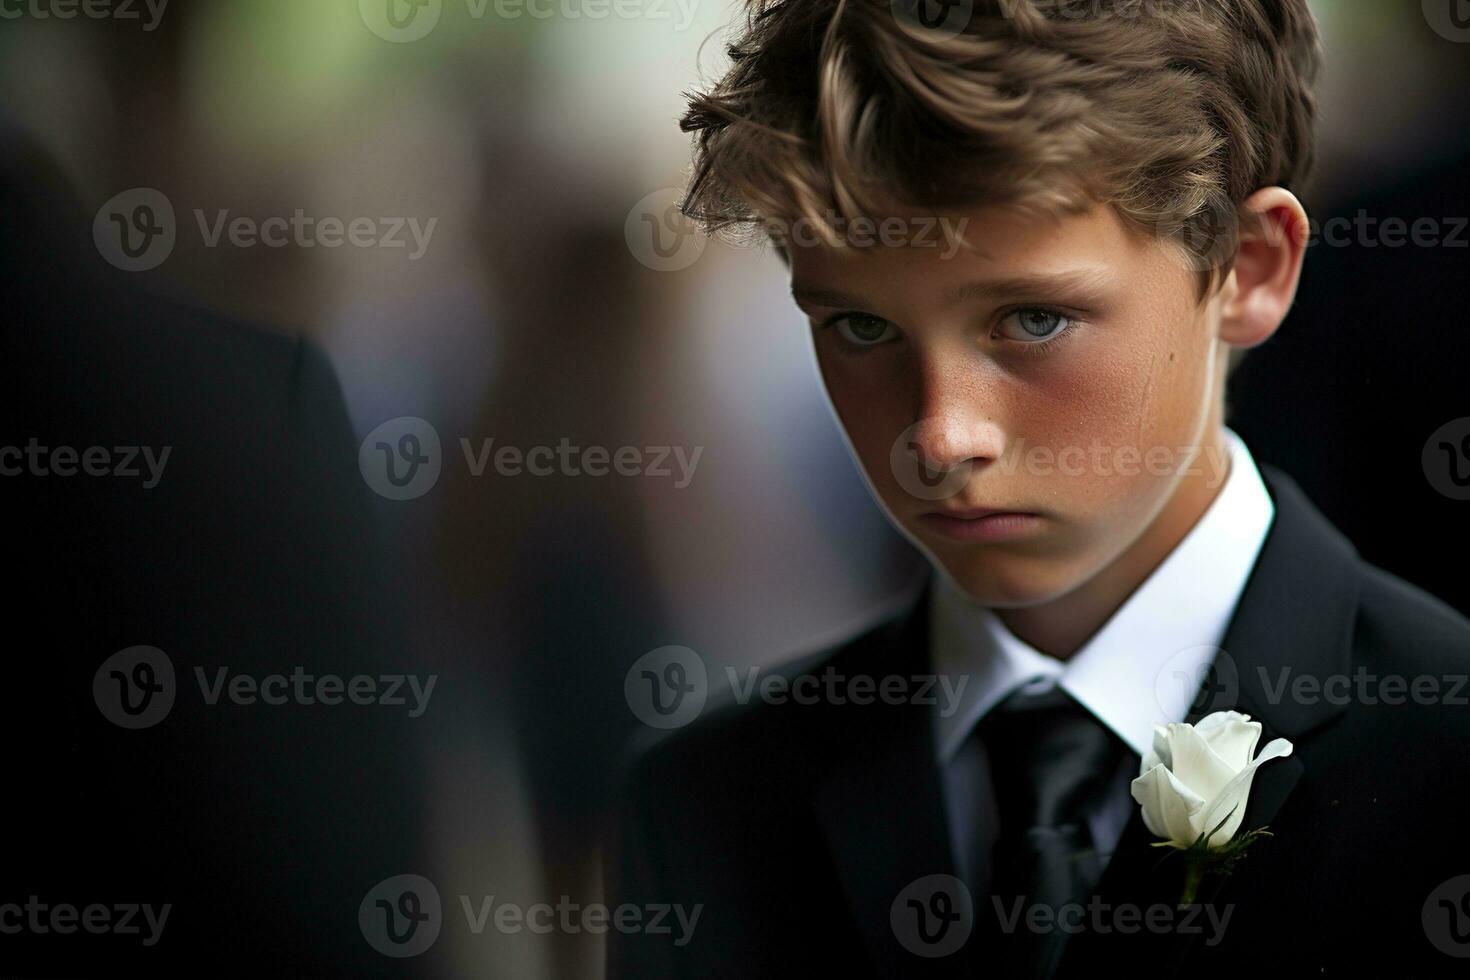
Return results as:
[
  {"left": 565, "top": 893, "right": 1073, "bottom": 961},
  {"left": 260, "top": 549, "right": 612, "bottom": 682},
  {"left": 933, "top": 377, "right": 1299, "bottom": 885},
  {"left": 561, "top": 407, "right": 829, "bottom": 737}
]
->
[{"left": 1130, "top": 710, "right": 1294, "bottom": 907}]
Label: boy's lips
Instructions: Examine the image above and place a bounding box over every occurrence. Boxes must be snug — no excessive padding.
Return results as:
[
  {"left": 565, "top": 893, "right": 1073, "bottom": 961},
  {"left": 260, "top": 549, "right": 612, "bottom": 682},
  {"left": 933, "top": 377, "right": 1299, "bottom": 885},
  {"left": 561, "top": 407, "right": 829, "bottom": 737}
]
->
[
  {"left": 924, "top": 505, "right": 1029, "bottom": 520},
  {"left": 915, "top": 507, "right": 1044, "bottom": 542}
]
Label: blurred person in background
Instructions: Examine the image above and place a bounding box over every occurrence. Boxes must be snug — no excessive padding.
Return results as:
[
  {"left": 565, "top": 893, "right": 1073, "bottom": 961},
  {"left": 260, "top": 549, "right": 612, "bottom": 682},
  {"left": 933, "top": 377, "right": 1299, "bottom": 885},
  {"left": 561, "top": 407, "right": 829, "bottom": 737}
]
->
[
  {"left": 1230, "top": 0, "right": 1470, "bottom": 617},
  {"left": 1, "top": 120, "right": 426, "bottom": 975}
]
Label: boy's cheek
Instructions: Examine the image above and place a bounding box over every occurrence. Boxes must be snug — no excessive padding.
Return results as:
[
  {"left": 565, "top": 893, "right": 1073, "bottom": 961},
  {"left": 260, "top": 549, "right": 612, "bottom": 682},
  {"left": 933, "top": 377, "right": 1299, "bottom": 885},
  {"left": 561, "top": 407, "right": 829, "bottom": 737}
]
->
[
  {"left": 820, "top": 338, "right": 1200, "bottom": 506},
  {"left": 823, "top": 388, "right": 905, "bottom": 479}
]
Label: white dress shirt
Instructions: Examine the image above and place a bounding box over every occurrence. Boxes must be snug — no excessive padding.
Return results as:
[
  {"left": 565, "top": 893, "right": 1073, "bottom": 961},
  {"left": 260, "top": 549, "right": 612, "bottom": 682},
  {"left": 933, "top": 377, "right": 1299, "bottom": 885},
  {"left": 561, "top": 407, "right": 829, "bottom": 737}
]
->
[{"left": 930, "top": 426, "right": 1276, "bottom": 895}]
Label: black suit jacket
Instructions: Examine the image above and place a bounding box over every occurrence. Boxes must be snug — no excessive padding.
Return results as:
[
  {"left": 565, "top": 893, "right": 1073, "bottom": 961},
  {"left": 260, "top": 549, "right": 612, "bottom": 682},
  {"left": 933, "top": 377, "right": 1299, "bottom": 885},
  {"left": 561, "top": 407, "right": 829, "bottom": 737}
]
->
[
  {"left": 2, "top": 125, "right": 426, "bottom": 975},
  {"left": 607, "top": 464, "right": 1470, "bottom": 978}
]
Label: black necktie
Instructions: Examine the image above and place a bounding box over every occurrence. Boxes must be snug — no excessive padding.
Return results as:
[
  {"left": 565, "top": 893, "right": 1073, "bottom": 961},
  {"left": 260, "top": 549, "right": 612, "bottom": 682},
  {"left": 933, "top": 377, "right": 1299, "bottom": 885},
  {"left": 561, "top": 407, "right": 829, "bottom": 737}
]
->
[{"left": 972, "top": 683, "right": 1129, "bottom": 980}]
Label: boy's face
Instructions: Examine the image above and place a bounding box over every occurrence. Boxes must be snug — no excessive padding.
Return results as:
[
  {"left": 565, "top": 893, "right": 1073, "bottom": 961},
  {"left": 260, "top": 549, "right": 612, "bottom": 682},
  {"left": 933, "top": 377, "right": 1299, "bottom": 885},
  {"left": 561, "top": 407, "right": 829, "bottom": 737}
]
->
[{"left": 789, "top": 201, "right": 1232, "bottom": 608}]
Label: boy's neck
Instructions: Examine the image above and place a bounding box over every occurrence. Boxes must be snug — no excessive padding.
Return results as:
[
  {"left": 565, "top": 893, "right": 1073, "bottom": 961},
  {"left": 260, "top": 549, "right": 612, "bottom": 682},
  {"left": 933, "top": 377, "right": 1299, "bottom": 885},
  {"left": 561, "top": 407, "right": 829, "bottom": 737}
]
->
[{"left": 994, "top": 424, "right": 1233, "bottom": 661}]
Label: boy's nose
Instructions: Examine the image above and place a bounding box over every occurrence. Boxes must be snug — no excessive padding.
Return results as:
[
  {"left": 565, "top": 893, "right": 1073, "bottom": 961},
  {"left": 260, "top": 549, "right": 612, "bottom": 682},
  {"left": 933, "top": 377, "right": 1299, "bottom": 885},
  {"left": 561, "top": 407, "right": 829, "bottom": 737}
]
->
[
  {"left": 904, "top": 351, "right": 1009, "bottom": 474},
  {"left": 903, "top": 411, "right": 1005, "bottom": 477}
]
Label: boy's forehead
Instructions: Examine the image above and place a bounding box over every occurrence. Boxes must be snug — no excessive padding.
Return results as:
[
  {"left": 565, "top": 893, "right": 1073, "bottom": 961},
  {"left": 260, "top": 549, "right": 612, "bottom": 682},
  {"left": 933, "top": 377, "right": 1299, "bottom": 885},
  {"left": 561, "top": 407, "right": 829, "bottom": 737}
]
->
[{"left": 784, "top": 201, "right": 1157, "bottom": 297}]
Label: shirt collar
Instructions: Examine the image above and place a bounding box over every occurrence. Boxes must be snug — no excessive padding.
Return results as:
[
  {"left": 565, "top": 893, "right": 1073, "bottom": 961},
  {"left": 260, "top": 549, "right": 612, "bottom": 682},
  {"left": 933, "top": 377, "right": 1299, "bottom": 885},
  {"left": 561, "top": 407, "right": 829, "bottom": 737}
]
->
[{"left": 930, "top": 427, "right": 1275, "bottom": 762}]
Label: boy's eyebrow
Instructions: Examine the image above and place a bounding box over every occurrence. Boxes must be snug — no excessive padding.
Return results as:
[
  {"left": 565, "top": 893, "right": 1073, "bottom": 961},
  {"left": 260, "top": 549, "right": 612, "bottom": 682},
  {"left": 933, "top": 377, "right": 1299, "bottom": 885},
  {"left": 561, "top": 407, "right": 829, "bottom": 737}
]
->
[
  {"left": 790, "top": 284, "right": 865, "bottom": 308},
  {"left": 947, "top": 268, "right": 1118, "bottom": 305},
  {"left": 790, "top": 267, "right": 1118, "bottom": 310}
]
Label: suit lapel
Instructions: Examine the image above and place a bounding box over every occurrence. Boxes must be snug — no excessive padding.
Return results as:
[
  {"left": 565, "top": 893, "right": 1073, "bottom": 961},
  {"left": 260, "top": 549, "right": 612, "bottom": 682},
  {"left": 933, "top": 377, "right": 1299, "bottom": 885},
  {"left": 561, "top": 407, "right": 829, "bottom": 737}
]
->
[
  {"left": 1055, "top": 464, "right": 1359, "bottom": 978},
  {"left": 811, "top": 579, "right": 977, "bottom": 978}
]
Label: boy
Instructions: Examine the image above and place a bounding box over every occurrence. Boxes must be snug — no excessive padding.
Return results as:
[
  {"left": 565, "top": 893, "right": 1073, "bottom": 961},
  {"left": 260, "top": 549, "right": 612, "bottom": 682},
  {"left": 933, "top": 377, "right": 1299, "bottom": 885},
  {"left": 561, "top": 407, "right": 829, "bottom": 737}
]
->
[{"left": 608, "top": 2, "right": 1470, "bottom": 977}]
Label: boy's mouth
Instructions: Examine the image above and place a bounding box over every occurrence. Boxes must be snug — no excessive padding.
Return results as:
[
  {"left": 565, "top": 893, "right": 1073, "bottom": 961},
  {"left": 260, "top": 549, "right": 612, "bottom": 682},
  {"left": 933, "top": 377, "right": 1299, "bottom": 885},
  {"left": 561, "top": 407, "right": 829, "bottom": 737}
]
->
[{"left": 916, "top": 508, "right": 1044, "bottom": 543}]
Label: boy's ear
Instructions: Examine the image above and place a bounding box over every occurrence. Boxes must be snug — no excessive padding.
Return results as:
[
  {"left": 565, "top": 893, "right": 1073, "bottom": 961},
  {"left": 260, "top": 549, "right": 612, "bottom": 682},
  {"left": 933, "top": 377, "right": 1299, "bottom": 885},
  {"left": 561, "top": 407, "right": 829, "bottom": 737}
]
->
[{"left": 1219, "top": 187, "right": 1310, "bottom": 350}]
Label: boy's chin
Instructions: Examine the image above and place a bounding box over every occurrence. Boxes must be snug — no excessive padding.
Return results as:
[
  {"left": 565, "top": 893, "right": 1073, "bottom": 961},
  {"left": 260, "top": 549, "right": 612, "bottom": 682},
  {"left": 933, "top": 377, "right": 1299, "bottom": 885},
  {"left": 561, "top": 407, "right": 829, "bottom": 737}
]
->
[{"left": 928, "top": 552, "right": 1084, "bottom": 610}]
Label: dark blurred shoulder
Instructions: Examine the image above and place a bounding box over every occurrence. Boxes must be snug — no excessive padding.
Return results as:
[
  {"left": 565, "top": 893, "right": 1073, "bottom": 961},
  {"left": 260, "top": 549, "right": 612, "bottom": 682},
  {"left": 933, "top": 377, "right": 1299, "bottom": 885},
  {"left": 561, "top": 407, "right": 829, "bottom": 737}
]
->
[{"left": 613, "top": 579, "right": 930, "bottom": 810}]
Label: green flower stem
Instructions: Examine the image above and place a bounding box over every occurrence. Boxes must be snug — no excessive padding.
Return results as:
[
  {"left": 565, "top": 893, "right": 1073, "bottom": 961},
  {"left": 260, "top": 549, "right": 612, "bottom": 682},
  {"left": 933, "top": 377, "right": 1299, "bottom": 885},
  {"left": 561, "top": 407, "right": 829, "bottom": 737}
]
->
[
  {"left": 1178, "top": 857, "right": 1206, "bottom": 909},
  {"left": 1164, "top": 824, "right": 1274, "bottom": 909}
]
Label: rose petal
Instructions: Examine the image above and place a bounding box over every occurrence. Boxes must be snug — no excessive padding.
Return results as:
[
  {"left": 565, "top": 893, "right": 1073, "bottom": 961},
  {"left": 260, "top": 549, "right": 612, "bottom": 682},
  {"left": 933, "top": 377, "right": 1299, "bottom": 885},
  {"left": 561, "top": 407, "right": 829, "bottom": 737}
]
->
[
  {"left": 1142, "top": 723, "right": 1172, "bottom": 775},
  {"left": 1194, "top": 710, "right": 1251, "bottom": 732},
  {"left": 1162, "top": 721, "right": 1240, "bottom": 809},
  {"left": 1132, "top": 762, "right": 1207, "bottom": 847},
  {"left": 1195, "top": 713, "right": 1262, "bottom": 773},
  {"left": 1195, "top": 737, "right": 1295, "bottom": 849}
]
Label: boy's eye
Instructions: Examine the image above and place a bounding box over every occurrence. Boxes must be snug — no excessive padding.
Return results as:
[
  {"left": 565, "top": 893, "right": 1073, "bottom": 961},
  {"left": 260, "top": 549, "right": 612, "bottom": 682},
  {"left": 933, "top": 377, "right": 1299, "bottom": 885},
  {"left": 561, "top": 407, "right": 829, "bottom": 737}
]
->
[
  {"left": 998, "top": 308, "right": 1073, "bottom": 342},
  {"left": 830, "top": 313, "right": 899, "bottom": 347}
]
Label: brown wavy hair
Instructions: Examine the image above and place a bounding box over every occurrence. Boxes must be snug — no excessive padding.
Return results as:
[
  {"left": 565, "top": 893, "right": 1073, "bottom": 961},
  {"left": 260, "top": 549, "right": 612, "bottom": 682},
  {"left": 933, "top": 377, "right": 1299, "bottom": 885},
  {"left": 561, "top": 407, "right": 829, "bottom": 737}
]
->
[{"left": 677, "top": 0, "right": 1321, "bottom": 304}]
